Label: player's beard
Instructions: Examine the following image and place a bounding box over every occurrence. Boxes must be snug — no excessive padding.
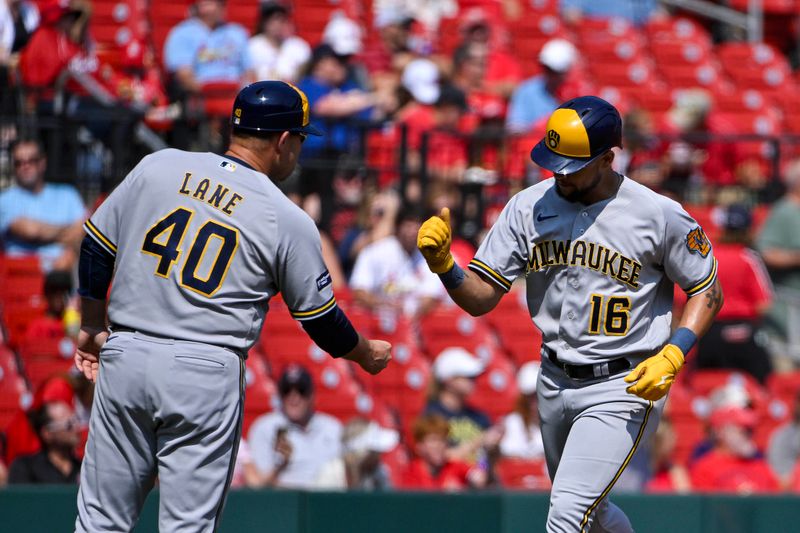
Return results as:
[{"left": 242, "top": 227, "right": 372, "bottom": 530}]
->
[{"left": 556, "top": 170, "right": 605, "bottom": 203}]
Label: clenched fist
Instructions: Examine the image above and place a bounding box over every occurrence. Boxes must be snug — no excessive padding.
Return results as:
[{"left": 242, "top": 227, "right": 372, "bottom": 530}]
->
[
  {"left": 624, "top": 344, "right": 685, "bottom": 401},
  {"left": 417, "top": 207, "right": 455, "bottom": 274}
]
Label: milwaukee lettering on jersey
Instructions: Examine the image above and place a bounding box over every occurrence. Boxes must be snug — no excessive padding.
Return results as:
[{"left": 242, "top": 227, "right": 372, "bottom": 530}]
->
[{"left": 526, "top": 239, "right": 642, "bottom": 289}]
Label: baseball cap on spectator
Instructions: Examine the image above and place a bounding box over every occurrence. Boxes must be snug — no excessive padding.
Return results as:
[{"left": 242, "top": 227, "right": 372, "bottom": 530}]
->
[
  {"left": 374, "top": 7, "right": 413, "bottom": 29},
  {"left": 709, "top": 406, "right": 758, "bottom": 430},
  {"left": 323, "top": 13, "right": 363, "bottom": 56},
  {"left": 344, "top": 421, "right": 400, "bottom": 454},
  {"left": 311, "top": 43, "right": 348, "bottom": 66},
  {"left": 433, "top": 347, "right": 485, "bottom": 381},
  {"left": 278, "top": 364, "right": 313, "bottom": 396},
  {"left": 517, "top": 362, "right": 541, "bottom": 395},
  {"left": 539, "top": 38, "right": 578, "bottom": 73},
  {"left": 435, "top": 84, "right": 468, "bottom": 111},
  {"left": 459, "top": 7, "right": 490, "bottom": 33},
  {"left": 401, "top": 59, "right": 440, "bottom": 105},
  {"left": 715, "top": 203, "right": 752, "bottom": 232},
  {"left": 260, "top": 1, "right": 289, "bottom": 19}
]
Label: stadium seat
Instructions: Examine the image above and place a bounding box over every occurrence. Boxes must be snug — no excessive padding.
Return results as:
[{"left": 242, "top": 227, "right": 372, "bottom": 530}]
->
[
  {"left": 688, "top": 369, "right": 769, "bottom": 410},
  {"left": 243, "top": 354, "right": 278, "bottom": 434},
  {"left": 418, "top": 306, "right": 499, "bottom": 360},
  {"left": 470, "top": 355, "right": 518, "bottom": 423},
  {"left": 0, "top": 345, "right": 28, "bottom": 432},
  {"left": 495, "top": 458, "right": 551, "bottom": 490}
]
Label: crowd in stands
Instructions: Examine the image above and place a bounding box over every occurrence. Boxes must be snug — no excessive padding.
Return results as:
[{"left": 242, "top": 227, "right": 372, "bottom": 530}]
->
[{"left": 2, "top": 0, "right": 800, "bottom": 497}]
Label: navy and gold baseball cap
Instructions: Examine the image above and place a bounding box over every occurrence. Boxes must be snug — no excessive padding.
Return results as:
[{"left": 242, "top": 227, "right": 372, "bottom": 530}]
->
[
  {"left": 231, "top": 80, "right": 322, "bottom": 136},
  {"left": 530, "top": 95, "right": 622, "bottom": 175}
]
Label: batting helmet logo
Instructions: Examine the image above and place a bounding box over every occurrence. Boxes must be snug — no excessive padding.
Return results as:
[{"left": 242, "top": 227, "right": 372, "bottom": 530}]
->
[
  {"left": 685, "top": 227, "right": 711, "bottom": 257},
  {"left": 547, "top": 129, "right": 561, "bottom": 149},
  {"left": 234, "top": 108, "right": 242, "bottom": 118}
]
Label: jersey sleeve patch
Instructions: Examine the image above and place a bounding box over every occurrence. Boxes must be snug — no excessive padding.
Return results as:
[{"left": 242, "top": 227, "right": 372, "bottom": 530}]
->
[
  {"left": 468, "top": 259, "right": 513, "bottom": 292},
  {"left": 685, "top": 226, "right": 711, "bottom": 257},
  {"left": 289, "top": 296, "right": 337, "bottom": 321},
  {"left": 685, "top": 258, "right": 717, "bottom": 297},
  {"left": 84, "top": 219, "right": 117, "bottom": 255}
]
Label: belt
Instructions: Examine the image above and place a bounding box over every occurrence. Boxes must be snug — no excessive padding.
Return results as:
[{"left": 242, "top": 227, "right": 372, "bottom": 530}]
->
[
  {"left": 544, "top": 346, "right": 631, "bottom": 380},
  {"left": 109, "top": 324, "right": 244, "bottom": 358}
]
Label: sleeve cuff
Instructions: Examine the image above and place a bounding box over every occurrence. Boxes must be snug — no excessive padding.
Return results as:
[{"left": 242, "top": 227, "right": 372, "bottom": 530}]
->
[
  {"left": 684, "top": 258, "right": 718, "bottom": 297},
  {"left": 289, "top": 296, "right": 337, "bottom": 321},
  {"left": 468, "top": 259, "right": 513, "bottom": 292}
]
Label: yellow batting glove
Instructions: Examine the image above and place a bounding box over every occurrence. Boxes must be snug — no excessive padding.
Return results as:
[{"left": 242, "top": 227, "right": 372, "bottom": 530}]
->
[
  {"left": 623, "top": 344, "right": 685, "bottom": 401},
  {"left": 417, "top": 207, "right": 455, "bottom": 274}
]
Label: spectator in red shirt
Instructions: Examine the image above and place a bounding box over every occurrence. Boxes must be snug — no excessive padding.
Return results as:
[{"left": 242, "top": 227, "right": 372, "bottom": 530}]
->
[
  {"left": 694, "top": 204, "right": 773, "bottom": 383},
  {"left": 400, "top": 414, "right": 487, "bottom": 491},
  {"left": 645, "top": 417, "right": 691, "bottom": 493},
  {"left": 689, "top": 406, "right": 780, "bottom": 494},
  {"left": 23, "top": 270, "right": 77, "bottom": 345}
]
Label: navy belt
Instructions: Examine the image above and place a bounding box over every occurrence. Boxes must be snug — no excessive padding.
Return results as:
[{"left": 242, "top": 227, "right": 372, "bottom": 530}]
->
[{"left": 544, "top": 346, "right": 631, "bottom": 380}]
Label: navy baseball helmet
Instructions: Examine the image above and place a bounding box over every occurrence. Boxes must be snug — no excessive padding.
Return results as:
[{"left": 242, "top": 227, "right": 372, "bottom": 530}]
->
[
  {"left": 530, "top": 95, "right": 622, "bottom": 175},
  {"left": 231, "top": 80, "right": 322, "bottom": 136}
]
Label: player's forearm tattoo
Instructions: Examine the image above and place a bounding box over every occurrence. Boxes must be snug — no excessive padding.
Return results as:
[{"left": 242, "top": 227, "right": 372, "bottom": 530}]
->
[{"left": 705, "top": 285, "right": 721, "bottom": 309}]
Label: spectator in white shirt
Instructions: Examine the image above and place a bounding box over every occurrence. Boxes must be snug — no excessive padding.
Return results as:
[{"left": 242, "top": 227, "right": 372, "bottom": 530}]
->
[
  {"left": 248, "top": 2, "right": 310, "bottom": 84},
  {"left": 350, "top": 206, "right": 444, "bottom": 318},
  {"left": 500, "top": 362, "right": 544, "bottom": 460},
  {"left": 247, "top": 365, "right": 343, "bottom": 488}
]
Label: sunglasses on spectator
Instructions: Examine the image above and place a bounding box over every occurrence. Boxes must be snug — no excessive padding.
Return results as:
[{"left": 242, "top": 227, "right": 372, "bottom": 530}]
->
[
  {"left": 13, "top": 156, "right": 42, "bottom": 167},
  {"left": 279, "top": 384, "right": 311, "bottom": 397},
  {"left": 46, "top": 417, "right": 79, "bottom": 431}
]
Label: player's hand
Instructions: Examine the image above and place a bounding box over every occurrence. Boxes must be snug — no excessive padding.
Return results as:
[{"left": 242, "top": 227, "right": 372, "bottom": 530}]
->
[
  {"left": 624, "top": 344, "right": 685, "bottom": 401},
  {"left": 346, "top": 339, "right": 392, "bottom": 375},
  {"left": 74, "top": 326, "right": 109, "bottom": 383},
  {"left": 417, "top": 207, "right": 455, "bottom": 274}
]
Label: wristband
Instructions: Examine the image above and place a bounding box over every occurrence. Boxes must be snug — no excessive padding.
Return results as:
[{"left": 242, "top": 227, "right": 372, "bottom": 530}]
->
[
  {"left": 669, "top": 327, "right": 697, "bottom": 355},
  {"left": 438, "top": 263, "right": 465, "bottom": 290}
]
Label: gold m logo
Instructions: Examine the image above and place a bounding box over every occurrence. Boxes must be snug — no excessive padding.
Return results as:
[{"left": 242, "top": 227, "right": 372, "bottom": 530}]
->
[{"left": 547, "top": 129, "right": 560, "bottom": 149}]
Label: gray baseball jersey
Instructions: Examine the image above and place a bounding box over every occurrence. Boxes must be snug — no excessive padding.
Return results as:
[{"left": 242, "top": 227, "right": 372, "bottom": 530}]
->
[
  {"left": 84, "top": 148, "right": 337, "bottom": 352},
  {"left": 468, "top": 176, "right": 717, "bottom": 532},
  {"left": 469, "top": 176, "right": 717, "bottom": 364},
  {"left": 76, "top": 148, "right": 336, "bottom": 532}
]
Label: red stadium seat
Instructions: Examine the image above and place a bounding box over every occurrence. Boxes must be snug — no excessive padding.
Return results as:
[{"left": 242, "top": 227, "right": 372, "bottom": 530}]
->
[
  {"left": 418, "top": 305, "right": 499, "bottom": 360},
  {"left": 495, "top": 458, "right": 551, "bottom": 490},
  {"left": 470, "top": 355, "right": 518, "bottom": 423}
]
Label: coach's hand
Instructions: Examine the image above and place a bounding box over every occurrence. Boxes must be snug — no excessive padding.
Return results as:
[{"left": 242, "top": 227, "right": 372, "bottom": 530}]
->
[
  {"left": 417, "top": 207, "right": 455, "bottom": 274},
  {"left": 74, "top": 326, "right": 109, "bottom": 383},
  {"left": 344, "top": 338, "right": 392, "bottom": 375},
  {"left": 624, "top": 344, "right": 685, "bottom": 401}
]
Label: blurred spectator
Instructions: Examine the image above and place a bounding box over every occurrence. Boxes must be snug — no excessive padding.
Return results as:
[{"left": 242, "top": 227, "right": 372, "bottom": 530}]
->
[
  {"left": 0, "top": 138, "right": 86, "bottom": 271},
  {"left": 338, "top": 189, "right": 401, "bottom": 279},
  {"left": 163, "top": 0, "right": 254, "bottom": 96},
  {"left": 756, "top": 159, "right": 800, "bottom": 366},
  {"left": 350, "top": 205, "right": 444, "bottom": 318},
  {"left": 373, "top": 0, "right": 457, "bottom": 41},
  {"left": 24, "top": 270, "right": 79, "bottom": 343},
  {"left": 8, "top": 401, "right": 81, "bottom": 484},
  {"left": 689, "top": 406, "right": 780, "bottom": 494},
  {"left": 767, "top": 390, "right": 800, "bottom": 489},
  {"left": 506, "top": 38, "right": 579, "bottom": 134},
  {"left": 450, "top": 42, "right": 505, "bottom": 125},
  {"left": 315, "top": 418, "right": 399, "bottom": 490},
  {"left": 619, "top": 108, "right": 667, "bottom": 189},
  {"left": 560, "top": 0, "right": 666, "bottom": 26},
  {"left": 662, "top": 89, "right": 736, "bottom": 197},
  {"left": 248, "top": 2, "right": 310, "bottom": 84},
  {"left": 457, "top": 7, "right": 522, "bottom": 101},
  {"left": 500, "top": 362, "right": 544, "bottom": 460},
  {"left": 4, "top": 372, "right": 92, "bottom": 465},
  {"left": 693, "top": 204, "right": 773, "bottom": 383},
  {"left": 426, "top": 347, "right": 503, "bottom": 465},
  {"left": 322, "top": 12, "right": 370, "bottom": 89},
  {"left": 400, "top": 414, "right": 488, "bottom": 490},
  {"left": 645, "top": 417, "right": 691, "bottom": 493},
  {"left": 363, "top": 7, "right": 415, "bottom": 76},
  {"left": 247, "top": 365, "right": 343, "bottom": 489}
]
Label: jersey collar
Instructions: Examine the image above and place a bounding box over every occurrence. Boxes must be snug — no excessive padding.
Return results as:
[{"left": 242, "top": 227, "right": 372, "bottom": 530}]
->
[{"left": 222, "top": 155, "right": 255, "bottom": 171}]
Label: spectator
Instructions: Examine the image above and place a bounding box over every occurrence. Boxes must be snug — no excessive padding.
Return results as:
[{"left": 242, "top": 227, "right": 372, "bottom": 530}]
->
[
  {"left": 450, "top": 42, "right": 505, "bottom": 125},
  {"left": 373, "top": 0, "right": 457, "bottom": 42},
  {"left": 645, "top": 417, "right": 691, "bottom": 493},
  {"left": 338, "top": 189, "right": 401, "bottom": 279},
  {"left": 315, "top": 418, "right": 400, "bottom": 490},
  {"left": 500, "top": 362, "right": 544, "bottom": 460},
  {"left": 400, "top": 414, "right": 487, "bottom": 490},
  {"left": 24, "top": 270, "right": 79, "bottom": 344},
  {"left": 756, "top": 159, "right": 800, "bottom": 367},
  {"left": 689, "top": 406, "right": 780, "bottom": 494},
  {"left": 8, "top": 0, "right": 40, "bottom": 53},
  {"left": 506, "top": 38, "right": 579, "bottom": 134},
  {"left": 248, "top": 2, "right": 310, "bottom": 84},
  {"left": 247, "top": 365, "right": 343, "bottom": 489},
  {"left": 691, "top": 204, "right": 773, "bottom": 382},
  {"left": 426, "top": 347, "right": 503, "bottom": 464},
  {"left": 8, "top": 401, "right": 81, "bottom": 484},
  {"left": 560, "top": 0, "right": 666, "bottom": 26},
  {"left": 767, "top": 390, "right": 800, "bottom": 489},
  {"left": 350, "top": 205, "right": 444, "bottom": 318},
  {"left": 0, "top": 138, "right": 86, "bottom": 271},
  {"left": 163, "top": 0, "right": 254, "bottom": 96},
  {"left": 363, "top": 7, "right": 415, "bottom": 76},
  {"left": 322, "top": 12, "right": 370, "bottom": 90}
]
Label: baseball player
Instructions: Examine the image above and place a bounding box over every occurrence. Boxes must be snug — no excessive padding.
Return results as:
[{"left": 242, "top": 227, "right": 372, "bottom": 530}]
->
[
  {"left": 418, "top": 96, "right": 723, "bottom": 532},
  {"left": 72, "top": 81, "right": 392, "bottom": 532}
]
